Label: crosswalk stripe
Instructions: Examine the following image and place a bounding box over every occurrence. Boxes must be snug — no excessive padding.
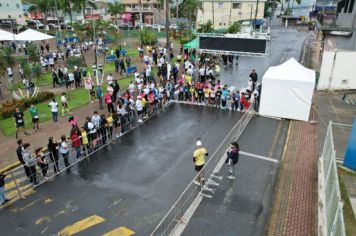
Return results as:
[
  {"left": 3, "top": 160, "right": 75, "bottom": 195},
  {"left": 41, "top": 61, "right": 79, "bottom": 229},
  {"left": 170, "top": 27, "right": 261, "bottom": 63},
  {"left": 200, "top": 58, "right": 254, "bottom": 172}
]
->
[
  {"left": 57, "top": 215, "right": 105, "bottom": 236},
  {"left": 103, "top": 226, "right": 135, "bottom": 236},
  {"left": 6, "top": 184, "right": 33, "bottom": 199},
  {"left": 350, "top": 99, "right": 356, "bottom": 105},
  {"left": 346, "top": 99, "right": 350, "bottom": 105}
]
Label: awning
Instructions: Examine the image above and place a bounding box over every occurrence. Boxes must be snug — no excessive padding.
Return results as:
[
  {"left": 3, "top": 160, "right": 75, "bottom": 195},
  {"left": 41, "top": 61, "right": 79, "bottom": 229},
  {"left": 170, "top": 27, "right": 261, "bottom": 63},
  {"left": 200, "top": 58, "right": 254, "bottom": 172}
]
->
[
  {"left": 183, "top": 38, "right": 199, "bottom": 49},
  {"left": 15, "top": 29, "right": 54, "bottom": 41}
]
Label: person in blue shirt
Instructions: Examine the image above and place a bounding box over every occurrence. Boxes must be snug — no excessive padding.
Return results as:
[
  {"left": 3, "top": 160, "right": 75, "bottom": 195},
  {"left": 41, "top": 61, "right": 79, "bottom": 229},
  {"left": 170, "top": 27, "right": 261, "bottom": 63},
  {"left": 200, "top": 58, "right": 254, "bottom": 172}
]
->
[{"left": 221, "top": 87, "right": 230, "bottom": 109}]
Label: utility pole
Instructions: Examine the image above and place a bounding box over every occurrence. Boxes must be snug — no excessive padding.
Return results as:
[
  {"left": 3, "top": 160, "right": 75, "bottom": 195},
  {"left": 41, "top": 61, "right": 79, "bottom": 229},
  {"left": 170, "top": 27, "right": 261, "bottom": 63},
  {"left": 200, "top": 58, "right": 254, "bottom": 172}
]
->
[
  {"left": 165, "top": 0, "right": 170, "bottom": 50},
  {"left": 176, "top": 0, "right": 179, "bottom": 19},
  {"left": 139, "top": 0, "right": 143, "bottom": 29},
  {"left": 212, "top": 0, "right": 215, "bottom": 29},
  {"left": 249, "top": 4, "right": 253, "bottom": 35},
  {"left": 253, "top": 0, "right": 260, "bottom": 34},
  {"left": 54, "top": 0, "right": 63, "bottom": 46}
]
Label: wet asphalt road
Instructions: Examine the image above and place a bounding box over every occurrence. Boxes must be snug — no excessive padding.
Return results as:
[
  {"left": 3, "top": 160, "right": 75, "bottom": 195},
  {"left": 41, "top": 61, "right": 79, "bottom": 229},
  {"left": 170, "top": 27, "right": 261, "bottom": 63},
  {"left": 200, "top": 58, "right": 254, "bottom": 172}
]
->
[
  {"left": 182, "top": 117, "right": 289, "bottom": 236},
  {"left": 0, "top": 103, "right": 243, "bottom": 236},
  {"left": 218, "top": 22, "right": 309, "bottom": 89}
]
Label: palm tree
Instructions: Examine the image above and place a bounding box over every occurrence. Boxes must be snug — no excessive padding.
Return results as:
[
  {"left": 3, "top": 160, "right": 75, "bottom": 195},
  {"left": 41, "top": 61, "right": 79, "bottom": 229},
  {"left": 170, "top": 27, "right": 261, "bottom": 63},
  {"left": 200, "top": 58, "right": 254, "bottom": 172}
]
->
[
  {"left": 179, "top": 0, "right": 200, "bottom": 27},
  {"left": 72, "top": 0, "right": 97, "bottom": 19},
  {"left": 28, "top": 0, "right": 52, "bottom": 30},
  {"left": 59, "top": 0, "right": 74, "bottom": 24},
  {"left": 107, "top": 2, "right": 125, "bottom": 26}
]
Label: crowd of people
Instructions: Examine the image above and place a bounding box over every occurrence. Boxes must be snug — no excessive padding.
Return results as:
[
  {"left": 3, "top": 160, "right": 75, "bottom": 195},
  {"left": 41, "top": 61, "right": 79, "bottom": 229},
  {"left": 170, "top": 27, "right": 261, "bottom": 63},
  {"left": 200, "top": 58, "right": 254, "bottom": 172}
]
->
[{"left": 4, "top": 39, "right": 262, "bottom": 205}]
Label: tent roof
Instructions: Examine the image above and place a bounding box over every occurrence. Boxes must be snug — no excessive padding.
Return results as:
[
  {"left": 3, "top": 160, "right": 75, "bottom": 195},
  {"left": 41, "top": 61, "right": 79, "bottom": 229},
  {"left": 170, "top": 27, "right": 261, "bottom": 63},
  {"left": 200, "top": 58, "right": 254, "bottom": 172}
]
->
[
  {"left": 183, "top": 38, "right": 199, "bottom": 49},
  {"left": 15, "top": 29, "right": 54, "bottom": 41},
  {"left": 263, "top": 58, "right": 315, "bottom": 83},
  {"left": 0, "top": 29, "right": 15, "bottom": 41}
]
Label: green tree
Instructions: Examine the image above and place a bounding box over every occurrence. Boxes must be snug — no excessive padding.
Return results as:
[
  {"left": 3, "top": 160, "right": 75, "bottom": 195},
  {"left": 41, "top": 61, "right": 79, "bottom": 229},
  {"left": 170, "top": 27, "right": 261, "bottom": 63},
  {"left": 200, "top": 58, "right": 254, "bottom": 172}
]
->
[
  {"left": 139, "top": 29, "right": 157, "bottom": 45},
  {"left": 198, "top": 20, "right": 213, "bottom": 33},
  {"left": 178, "top": 0, "right": 200, "bottom": 28},
  {"left": 32, "top": 64, "right": 42, "bottom": 84},
  {"left": 59, "top": 0, "right": 74, "bottom": 24},
  {"left": 107, "top": 2, "right": 125, "bottom": 26},
  {"left": 17, "top": 56, "right": 32, "bottom": 80},
  {"left": 227, "top": 22, "right": 241, "bottom": 33},
  {"left": 28, "top": 0, "right": 53, "bottom": 29},
  {"left": 27, "top": 44, "right": 40, "bottom": 63},
  {"left": 72, "top": 0, "right": 97, "bottom": 19}
]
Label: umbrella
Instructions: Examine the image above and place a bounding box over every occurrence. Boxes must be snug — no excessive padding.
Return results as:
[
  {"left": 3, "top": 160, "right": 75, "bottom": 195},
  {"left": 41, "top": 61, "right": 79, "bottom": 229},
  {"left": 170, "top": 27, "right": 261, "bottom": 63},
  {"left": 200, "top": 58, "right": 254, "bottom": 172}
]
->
[{"left": 183, "top": 38, "right": 199, "bottom": 49}]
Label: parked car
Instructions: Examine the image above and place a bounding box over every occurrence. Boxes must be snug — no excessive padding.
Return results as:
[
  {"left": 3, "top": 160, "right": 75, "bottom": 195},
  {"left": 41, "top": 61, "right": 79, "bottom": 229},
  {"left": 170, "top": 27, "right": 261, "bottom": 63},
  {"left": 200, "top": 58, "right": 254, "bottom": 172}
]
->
[
  {"left": 135, "top": 23, "right": 151, "bottom": 29},
  {"left": 60, "top": 23, "right": 73, "bottom": 30},
  {"left": 27, "top": 20, "right": 45, "bottom": 29},
  {"left": 48, "top": 23, "right": 59, "bottom": 30},
  {"left": 169, "top": 24, "right": 180, "bottom": 30},
  {"left": 119, "top": 23, "right": 134, "bottom": 30},
  {"left": 152, "top": 24, "right": 166, "bottom": 30}
]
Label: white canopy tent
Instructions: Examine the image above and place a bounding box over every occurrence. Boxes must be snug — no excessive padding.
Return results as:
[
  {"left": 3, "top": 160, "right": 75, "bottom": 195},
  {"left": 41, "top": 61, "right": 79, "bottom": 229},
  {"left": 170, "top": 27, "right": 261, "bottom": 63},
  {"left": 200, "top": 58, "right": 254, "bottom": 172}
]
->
[
  {"left": 14, "top": 29, "right": 54, "bottom": 41},
  {"left": 0, "top": 29, "right": 16, "bottom": 41},
  {"left": 259, "top": 58, "right": 315, "bottom": 121}
]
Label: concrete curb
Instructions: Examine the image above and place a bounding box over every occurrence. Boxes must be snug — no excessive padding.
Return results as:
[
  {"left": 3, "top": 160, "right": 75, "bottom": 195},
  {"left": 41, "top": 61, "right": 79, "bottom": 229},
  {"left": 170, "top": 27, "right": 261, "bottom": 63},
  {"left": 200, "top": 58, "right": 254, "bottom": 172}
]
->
[{"left": 0, "top": 161, "right": 21, "bottom": 174}]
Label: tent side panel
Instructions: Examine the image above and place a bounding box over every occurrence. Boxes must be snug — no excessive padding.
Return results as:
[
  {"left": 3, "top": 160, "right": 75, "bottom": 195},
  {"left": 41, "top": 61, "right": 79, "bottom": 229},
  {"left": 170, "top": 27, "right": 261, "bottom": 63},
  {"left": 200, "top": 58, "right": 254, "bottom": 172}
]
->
[
  {"left": 260, "top": 79, "right": 313, "bottom": 121},
  {"left": 318, "top": 51, "right": 335, "bottom": 90}
]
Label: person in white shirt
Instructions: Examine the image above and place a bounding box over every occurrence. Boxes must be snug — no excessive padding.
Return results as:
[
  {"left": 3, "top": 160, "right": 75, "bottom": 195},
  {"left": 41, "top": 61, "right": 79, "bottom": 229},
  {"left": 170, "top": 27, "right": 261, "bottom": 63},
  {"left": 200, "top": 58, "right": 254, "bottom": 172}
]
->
[
  {"left": 135, "top": 96, "right": 143, "bottom": 123},
  {"left": 107, "top": 73, "right": 114, "bottom": 85},
  {"left": 128, "top": 81, "right": 136, "bottom": 95},
  {"left": 48, "top": 98, "right": 59, "bottom": 122},
  {"left": 49, "top": 57, "right": 54, "bottom": 69},
  {"left": 60, "top": 93, "right": 70, "bottom": 116},
  {"left": 144, "top": 55, "right": 149, "bottom": 65}
]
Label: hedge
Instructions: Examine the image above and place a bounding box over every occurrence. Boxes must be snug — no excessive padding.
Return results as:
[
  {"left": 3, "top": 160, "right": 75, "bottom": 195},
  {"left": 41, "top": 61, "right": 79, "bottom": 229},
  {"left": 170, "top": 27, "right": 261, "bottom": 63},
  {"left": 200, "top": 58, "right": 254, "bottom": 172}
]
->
[{"left": 0, "top": 91, "right": 55, "bottom": 119}]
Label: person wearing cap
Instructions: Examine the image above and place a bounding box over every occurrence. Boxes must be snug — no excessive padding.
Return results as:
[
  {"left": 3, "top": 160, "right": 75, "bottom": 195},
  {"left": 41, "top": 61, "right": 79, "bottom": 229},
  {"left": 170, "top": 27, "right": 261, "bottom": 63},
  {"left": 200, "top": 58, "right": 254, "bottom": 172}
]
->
[
  {"left": 193, "top": 140, "right": 208, "bottom": 185},
  {"left": 225, "top": 142, "right": 240, "bottom": 180}
]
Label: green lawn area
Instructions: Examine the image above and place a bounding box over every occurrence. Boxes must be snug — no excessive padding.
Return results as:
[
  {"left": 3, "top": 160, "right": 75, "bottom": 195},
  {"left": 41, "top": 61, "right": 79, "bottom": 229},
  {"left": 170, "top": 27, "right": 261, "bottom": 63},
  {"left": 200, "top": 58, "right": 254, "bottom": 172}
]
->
[
  {"left": 337, "top": 167, "right": 356, "bottom": 236},
  {"left": 0, "top": 77, "right": 133, "bottom": 137}
]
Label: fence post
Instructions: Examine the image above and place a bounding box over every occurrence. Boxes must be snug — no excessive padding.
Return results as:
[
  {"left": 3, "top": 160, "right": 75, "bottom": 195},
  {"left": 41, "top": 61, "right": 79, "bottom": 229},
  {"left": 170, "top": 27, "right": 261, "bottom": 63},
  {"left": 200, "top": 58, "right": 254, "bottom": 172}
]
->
[{"left": 9, "top": 172, "right": 23, "bottom": 199}]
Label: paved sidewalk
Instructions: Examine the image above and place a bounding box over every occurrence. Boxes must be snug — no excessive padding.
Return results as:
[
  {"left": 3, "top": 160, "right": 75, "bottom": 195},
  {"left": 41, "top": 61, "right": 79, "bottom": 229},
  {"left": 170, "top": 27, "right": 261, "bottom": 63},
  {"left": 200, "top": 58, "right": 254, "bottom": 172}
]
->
[{"left": 267, "top": 115, "right": 317, "bottom": 235}]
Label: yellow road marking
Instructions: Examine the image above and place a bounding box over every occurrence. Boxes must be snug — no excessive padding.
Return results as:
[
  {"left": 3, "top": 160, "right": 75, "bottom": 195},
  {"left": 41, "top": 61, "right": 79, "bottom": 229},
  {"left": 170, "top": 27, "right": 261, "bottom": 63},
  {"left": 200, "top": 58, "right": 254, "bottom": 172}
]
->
[
  {"left": 6, "top": 183, "right": 32, "bottom": 199},
  {"left": 5, "top": 176, "right": 27, "bottom": 190},
  {"left": 57, "top": 215, "right": 105, "bottom": 236},
  {"left": 35, "top": 216, "right": 51, "bottom": 225},
  {"left": 44, "top": 197, "right": 53, "bottom": 204},
  {"left": 103, "top": 226, "right": 135, "bottom": 236}
]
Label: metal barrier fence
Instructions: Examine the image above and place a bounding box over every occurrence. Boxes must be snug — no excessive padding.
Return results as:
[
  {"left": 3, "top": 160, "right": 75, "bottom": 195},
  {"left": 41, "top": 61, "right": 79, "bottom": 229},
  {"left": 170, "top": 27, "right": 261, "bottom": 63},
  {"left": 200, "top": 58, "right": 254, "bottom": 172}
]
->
[
  {"left": 2, "top": 101, "right": 172, "bottom": 204},
  {"left": 151, "top": 101, "right": 255, "bottom": 236},
  {"left": 318, "top": 121, "right": 346, "bottom": 236}
]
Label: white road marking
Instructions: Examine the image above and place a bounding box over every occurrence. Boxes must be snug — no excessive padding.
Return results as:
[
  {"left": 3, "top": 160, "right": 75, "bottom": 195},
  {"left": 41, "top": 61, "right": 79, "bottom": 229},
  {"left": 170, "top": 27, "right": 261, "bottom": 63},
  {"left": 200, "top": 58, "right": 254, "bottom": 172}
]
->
[{"left": 240, "top": 151, "right": 279, "bottom": 163}]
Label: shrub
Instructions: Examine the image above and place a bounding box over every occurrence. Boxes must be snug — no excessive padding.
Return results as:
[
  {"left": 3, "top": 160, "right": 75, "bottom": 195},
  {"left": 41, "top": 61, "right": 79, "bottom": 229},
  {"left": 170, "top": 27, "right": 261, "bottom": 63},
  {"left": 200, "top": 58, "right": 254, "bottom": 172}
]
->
[
  {"left": 139, "top": 29, "right": 157, "bottom": 45},
  {"left": 67, "top": 56, "right": 83, "bottom": 69},
  {"left": 0, "top": 91, "right": 54, "bottom": 119}
]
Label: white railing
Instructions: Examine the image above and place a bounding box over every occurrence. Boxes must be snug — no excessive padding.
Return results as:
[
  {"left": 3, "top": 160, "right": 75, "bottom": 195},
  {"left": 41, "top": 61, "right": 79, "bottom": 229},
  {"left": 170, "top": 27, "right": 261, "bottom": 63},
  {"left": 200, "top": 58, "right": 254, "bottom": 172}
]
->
[
  {"left": 151, "top": 102, "right": 255, "bottom": 236},
  {"left": 318, "top": 121, "right": 346, "bottom": 236}
]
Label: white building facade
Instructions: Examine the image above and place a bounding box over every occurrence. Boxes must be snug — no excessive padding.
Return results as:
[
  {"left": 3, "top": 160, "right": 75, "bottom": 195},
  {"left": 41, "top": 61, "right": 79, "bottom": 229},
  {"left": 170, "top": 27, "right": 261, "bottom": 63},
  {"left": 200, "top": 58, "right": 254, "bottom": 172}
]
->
[
  {"left": 0, "top": 0, "right": 25, "bottom": 25},
  {"left": 197, "top": 0, "right": 266, "bottom": 29}
]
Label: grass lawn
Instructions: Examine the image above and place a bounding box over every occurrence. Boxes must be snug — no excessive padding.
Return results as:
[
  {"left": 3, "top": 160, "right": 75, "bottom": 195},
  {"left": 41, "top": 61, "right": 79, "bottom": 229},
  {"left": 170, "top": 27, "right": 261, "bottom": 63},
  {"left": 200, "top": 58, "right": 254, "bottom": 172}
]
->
[
  {"left": 0, "top": 88, "right": 89, "bottom": 137},
  {"left": 337, "top": 167, "right": 356, "bottom": 236},
  {"left": 0, "top": 77, "right": 133, "bottom": 137}
]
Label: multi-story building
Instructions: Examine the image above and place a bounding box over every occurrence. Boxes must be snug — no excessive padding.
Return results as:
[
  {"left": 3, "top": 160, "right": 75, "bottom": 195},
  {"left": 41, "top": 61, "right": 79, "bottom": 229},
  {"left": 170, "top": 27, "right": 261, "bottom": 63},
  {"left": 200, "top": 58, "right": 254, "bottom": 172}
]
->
[
  {"left": 196, "top": 0, "right": 266, "bottom": 29},
  {"left": 0, "top": 0, "right": 25, "bottom": 26},
  {"left": 121, "top": 0, "right": 166, "bottom": 25}
]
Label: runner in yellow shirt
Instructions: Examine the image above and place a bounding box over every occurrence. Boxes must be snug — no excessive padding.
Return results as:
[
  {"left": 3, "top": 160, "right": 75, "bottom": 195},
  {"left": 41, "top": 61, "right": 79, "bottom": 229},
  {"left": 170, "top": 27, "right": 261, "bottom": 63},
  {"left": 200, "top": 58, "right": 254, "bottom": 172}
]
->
[{"left": 193, "top": 140, "right": 208, "bottom": 186}]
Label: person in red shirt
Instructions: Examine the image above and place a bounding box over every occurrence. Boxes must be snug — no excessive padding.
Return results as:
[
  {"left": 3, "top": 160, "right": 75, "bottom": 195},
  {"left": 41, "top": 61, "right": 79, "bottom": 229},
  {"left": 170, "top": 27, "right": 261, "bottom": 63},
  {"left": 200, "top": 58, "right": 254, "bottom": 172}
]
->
[
  {"left": 104, "top": 92, "right": 114, "bottom": 113},
  {"left": 70, "top": 127, "right": 81, "bottom": 159}
]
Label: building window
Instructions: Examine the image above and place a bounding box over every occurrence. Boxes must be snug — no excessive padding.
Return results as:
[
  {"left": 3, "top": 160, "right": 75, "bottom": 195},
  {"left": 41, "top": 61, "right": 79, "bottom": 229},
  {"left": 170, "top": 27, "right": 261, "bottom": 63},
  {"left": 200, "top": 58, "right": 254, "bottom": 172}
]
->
[
  {"left": 16, "top": 3, "right": 20, "bottom": 8},
  {"left": 232, "top": 3, "right": 241, "bottom": 9},
  {"left": 0, "top": 3, "right": 2, "bottom": 7},
  {"left": 218, "top": 3, "right": 224, "bottom": 8},
  {"left": 19, "top": 15, "right": 22, "bottom": 18},
  {"left": 8, "top": 15, "right": 11, "bottom": 18}
]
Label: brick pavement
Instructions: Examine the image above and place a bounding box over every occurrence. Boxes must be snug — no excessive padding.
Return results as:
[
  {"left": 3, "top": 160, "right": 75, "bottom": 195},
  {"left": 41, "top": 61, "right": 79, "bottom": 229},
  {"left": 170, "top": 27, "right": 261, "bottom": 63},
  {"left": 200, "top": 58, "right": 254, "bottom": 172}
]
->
[{"left": 267, "top": 112, "right": 317, "bottom": 236}]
